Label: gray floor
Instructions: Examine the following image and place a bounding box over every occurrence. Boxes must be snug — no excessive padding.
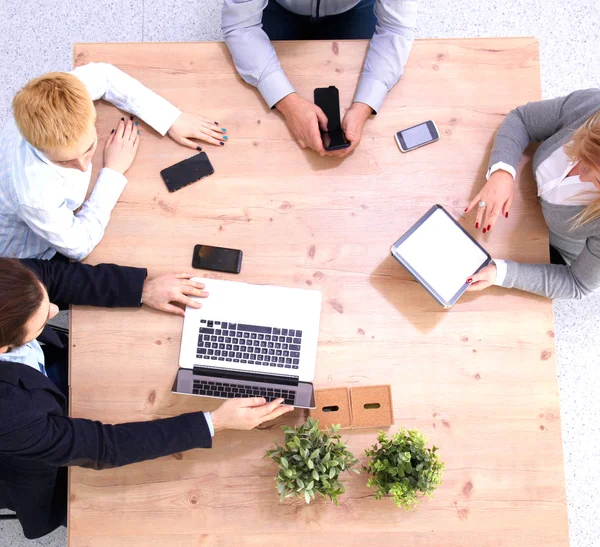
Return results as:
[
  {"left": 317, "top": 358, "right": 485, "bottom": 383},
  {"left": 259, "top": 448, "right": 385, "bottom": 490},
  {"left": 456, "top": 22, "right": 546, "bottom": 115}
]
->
[{"left": 1, "top": 0, "right": 599, "bottom": 545}]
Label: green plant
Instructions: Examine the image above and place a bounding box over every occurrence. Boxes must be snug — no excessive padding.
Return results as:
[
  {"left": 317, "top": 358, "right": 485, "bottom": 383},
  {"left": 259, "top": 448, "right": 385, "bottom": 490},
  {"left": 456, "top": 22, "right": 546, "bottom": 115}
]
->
[
  {"left": 363, "top": 429, "right": 444, "bottom": 510},
  {"left": 265, "top": 418, "right": 359, "bottom": 505}
]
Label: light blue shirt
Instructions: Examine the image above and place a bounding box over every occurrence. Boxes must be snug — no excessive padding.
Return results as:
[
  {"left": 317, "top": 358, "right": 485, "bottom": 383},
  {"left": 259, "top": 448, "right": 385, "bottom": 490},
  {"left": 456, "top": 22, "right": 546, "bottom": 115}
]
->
[
  {"left": 222, "top": 0, "right": 418, "bottom": 112},
  {"left": 0, "top": 340, "right": 47, "bottom": 376},
  {"left": 0, "top": 63, "right": 181, "bottom": 260}
]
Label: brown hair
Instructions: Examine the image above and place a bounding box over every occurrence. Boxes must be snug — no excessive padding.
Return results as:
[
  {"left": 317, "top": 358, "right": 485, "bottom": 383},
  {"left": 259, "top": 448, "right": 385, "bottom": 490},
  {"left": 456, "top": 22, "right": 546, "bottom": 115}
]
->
[
  {"left": 564, "top": 111, "right": 600, "bottom": 228},
  {"left": 0, "top": 259, "right": 45, "bottom": 349},
  {"left": 12, "top": 72, "right": 95, "bottom": 152}
]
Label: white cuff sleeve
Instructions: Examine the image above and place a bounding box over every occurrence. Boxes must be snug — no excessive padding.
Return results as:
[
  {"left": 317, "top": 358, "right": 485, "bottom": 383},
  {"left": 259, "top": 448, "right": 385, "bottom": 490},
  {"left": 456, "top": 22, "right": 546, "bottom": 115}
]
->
[
  {"left": 89, "top": 167, "right": 128, "bottom": 209},
  {"left": 486, "top": 162, "right": 517, "bottom": 181},
  {"left": 257, "top": 71, "right": 296, "bottom": 109},
  {"left": 203, "top": 412, "right": 215, "bottom": 437},
  {"left": 493, "top": 259, "right": 508, "bottom": 286},
  {"left": 353, "top": 77, "right": 388, "bottom": 114}
]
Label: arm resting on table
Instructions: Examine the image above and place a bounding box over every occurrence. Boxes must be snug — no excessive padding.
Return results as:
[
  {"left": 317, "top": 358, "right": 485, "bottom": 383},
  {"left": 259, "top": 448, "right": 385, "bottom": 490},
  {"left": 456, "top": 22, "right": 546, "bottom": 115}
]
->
[
  {"left": 354, "top": 0, "right": 418, "bottom": 113},
  {"left": 499, "top": 237, "right": 600, "bottom": 299},
  {"left": 22, "top": 259, "right": 147, "bottom": 309},
  {"left": 0, "top": 400, "right": 211, "bottom": 470},
  {"left": 222, "top": 0, "right": 295, "bottom": 108}
]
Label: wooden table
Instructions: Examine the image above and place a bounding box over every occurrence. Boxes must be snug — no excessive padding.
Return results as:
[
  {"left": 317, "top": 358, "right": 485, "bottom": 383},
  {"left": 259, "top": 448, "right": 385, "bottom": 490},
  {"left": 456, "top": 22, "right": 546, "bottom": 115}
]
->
[{"left": 70, "top": 39, "right": 568, "bottom": 546}]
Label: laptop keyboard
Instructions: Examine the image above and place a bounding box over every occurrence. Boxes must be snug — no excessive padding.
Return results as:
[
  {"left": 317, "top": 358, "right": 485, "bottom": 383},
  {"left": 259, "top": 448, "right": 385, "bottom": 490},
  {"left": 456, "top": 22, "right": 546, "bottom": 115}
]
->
[
  {"left": 193, "top": 379, "right": 297, "bottom": 405},
  {"left": 196, "top": 319, "right": 303, "bottom": 370}
]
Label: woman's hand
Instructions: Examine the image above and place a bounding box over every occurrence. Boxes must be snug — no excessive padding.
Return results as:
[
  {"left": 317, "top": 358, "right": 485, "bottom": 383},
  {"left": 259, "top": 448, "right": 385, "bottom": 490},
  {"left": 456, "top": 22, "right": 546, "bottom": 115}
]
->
[
  {"left": 466, "top": 170, "right": 515, "bottom": 233},
  {"left": 141, "top": 273, "right": 208, "bottom": 316},
  {"left": 465, "top": 264, "right": 497, "bottom": 291},
  {"left": 104, "top": 117, "right": 140, "bottom": 174},
  {"left": 168, "top": 112, "right": 228, "bottom": 149}
]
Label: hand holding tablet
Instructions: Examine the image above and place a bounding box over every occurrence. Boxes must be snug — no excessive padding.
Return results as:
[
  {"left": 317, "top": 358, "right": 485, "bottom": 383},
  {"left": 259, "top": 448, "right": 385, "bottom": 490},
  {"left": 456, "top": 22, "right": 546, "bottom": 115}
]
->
[{"left": 391, "top": 205, "right": 491, "bottom": 308}]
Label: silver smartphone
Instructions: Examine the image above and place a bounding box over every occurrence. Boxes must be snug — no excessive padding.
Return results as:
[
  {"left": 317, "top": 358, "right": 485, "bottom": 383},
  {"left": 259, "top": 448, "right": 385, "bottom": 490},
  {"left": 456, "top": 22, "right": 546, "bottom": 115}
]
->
[{"left": 394, "top": 120, "right": 440, "bottom": 153}]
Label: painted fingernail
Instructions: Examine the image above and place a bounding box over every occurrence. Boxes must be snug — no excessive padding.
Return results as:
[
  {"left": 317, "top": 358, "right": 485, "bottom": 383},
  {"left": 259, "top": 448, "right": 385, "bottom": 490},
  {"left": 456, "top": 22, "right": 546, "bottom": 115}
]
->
[
  {"left": 223, "top": 135, "right": 228, "bottom": 140},
  {"left": 464, "top": 208, "right": 468, "bottom": 212},
  {"left": 221, "top": 128, "right": 227, "bottom": 133},
  {"left": 487, "top": 225, "right": 491, "bottom": 231},
  {"left": 483, "top": 228, "right": 487, "bottom": 234},
  {"left": 220, "top": 141, "right": 225, "bottom": 146},
  {"left": 505, "top": 212, "right": 509, "bottom": 218},
  {"left": 196, "top": 146, "right": 202, "bottom": 151},
  {"left": 475, "top": 222, "right": 479, "bottom": 229},
  {"left": 129, "top": 115, "right": 133, "bottom": 120},
  {"left": 467, "top": 278, "right": 473, "bottom": 283},
  {"left": 135, "top": 121, "right": 139, "bottom": 126},
  {"left": 137, "top": 130, "right": 140, "bottom": 135},
  {"left": 214, "top": 121, "right": 219, "bottom": 125},
  {"left": 111, "top": 129, "right": 115, "bottom": 134},
  {"left": 121, "top": 117, "right": 124, "bottom": 121}
]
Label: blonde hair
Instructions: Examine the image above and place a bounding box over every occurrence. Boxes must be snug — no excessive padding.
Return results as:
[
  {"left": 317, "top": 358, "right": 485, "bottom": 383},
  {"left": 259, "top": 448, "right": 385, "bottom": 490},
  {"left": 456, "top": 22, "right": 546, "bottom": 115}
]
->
[
  {"left": 12, "top": 72, "right": 95, "bottom": 152},
  {"left": 564, "top": 111, "right": 600, "bottom": 228}
]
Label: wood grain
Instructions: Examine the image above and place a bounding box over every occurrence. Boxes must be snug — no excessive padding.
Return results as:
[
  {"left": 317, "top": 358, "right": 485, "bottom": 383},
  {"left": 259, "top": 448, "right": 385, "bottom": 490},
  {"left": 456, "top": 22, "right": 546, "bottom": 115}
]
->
[{"left": 69, "top": 39, "right": 568, "bottom": 546}]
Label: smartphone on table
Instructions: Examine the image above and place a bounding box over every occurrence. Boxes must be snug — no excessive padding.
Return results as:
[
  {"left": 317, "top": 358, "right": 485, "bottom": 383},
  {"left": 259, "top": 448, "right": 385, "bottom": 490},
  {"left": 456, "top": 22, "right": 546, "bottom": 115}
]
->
[
  {"left": 395, "top": 121, "right": 440, "bottom": 153},
  {"left": 314, "top": 86, "right": 350, "bottom": 151},
  {"left": 160, "top": 152, "right": 214, "bottom": 192},
  {"left": 192, "top": 245, "right": 243, "bottom": 274}
]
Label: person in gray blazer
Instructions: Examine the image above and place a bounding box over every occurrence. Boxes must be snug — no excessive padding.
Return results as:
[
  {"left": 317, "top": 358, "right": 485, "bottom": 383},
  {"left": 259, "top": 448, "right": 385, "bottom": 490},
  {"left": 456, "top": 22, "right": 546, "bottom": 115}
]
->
[{"left": 464, "top": 89, "right": 600, "bottom": 299}]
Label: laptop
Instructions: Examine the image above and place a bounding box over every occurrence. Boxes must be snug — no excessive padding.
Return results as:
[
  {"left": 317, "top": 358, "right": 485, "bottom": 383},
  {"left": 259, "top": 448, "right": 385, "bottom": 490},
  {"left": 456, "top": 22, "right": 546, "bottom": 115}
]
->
[{"left": 172, "top": 277, "right": 322, "bottom": 408}]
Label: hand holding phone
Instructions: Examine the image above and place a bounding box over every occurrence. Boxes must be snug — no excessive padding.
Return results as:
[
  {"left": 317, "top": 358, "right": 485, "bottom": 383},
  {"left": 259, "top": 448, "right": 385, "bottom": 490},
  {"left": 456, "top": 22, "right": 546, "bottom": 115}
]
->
[{"left": 314, "top": 86, "right": 350, "bottom": 151}]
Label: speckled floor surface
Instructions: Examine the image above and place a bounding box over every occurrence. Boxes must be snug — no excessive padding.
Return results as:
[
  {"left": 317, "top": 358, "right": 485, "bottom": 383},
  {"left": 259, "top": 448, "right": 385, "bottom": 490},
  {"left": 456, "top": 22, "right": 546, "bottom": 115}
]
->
[{"left": 1, "top": 1, "right": 599, "bottom": 545}]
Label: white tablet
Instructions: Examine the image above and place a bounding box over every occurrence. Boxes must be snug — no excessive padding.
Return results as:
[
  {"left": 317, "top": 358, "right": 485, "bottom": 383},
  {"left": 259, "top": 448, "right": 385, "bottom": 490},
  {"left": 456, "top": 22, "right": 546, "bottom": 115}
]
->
[{"left": 390, "top": 205, "right": 491, "bottom": 308}]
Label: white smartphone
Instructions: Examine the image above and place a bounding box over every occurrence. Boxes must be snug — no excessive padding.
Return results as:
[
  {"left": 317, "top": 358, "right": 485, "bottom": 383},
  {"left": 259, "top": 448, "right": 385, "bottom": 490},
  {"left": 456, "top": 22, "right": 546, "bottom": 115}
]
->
[{"left": 394, "top": 120, "right": 440, "bottom": 153}]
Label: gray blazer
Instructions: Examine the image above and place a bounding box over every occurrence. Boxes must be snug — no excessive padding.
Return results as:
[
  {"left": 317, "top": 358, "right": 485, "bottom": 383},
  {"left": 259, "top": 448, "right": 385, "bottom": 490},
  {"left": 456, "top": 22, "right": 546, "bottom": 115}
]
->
[{"left": 488, "top": 88, "right": 600, "bottom": 299}]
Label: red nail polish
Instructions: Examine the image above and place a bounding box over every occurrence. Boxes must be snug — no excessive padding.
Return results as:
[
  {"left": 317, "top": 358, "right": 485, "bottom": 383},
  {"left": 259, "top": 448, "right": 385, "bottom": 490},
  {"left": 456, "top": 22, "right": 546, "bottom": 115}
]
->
[
  {"left": 467, "top": 278, "right": 473, "bottom": 283},
  {"left": 483, "top": 228, "right": 487, "bottom": 234},
  {"left": 505, "top": 212, "right": 508, "bottom": 218},
  {"left": 464, "top": 208, "right": 468, "bottom": 212},
  {"left": 475, "top": 222, "right": 479, "bottom": 229}
]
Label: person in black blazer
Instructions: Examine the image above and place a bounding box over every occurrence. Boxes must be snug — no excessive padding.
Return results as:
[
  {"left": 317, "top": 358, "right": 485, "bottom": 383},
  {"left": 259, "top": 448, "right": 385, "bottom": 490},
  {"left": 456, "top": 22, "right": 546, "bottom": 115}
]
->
[{"left": 0, "top": 258, "right": 292, "bottom": 540}]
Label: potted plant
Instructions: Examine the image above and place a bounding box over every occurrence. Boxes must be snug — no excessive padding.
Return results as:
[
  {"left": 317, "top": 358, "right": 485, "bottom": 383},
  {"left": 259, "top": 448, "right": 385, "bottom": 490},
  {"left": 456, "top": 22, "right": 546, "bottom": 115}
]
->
[
  {"left": 363, "top": 428, "right": 444, "bottom": 509},
  {"left": 265, "top": 418, "right": 359, "bottom": 505}
]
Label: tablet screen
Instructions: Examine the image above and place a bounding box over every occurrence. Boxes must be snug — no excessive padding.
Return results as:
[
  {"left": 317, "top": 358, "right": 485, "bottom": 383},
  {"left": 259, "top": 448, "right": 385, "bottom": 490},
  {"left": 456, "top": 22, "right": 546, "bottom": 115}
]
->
[{"left": 393, "top": 208, "right": 488, "bottom": 303}]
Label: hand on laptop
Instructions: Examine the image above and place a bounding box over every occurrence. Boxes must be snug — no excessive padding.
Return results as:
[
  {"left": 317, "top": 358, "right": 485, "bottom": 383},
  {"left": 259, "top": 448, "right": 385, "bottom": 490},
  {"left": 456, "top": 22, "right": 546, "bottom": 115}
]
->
[
  {"left": 104, "top": 117, "right": 140, "bottom": 175},
  {"left": 275, "top": 93, "right": 328, "bottom": 156},
  {"left": 211, "top": 397, "right": 294, "bottom": 432},
  {"left": 168, "top": 112, "right": 228, "bottom": 149},
  {"left": 141, "top": 273, "right": 209, "bottom": 316}
]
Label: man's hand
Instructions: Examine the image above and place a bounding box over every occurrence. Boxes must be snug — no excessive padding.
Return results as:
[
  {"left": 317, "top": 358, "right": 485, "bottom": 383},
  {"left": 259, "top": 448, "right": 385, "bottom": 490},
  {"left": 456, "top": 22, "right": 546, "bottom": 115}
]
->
[
  {"left": 168, "top": 112, "right": 228, "bottom": 149},
  {"left": 141, "top": 273, "right": 208, "bottom": 316},
  {"left": 211, "top": 397, "right": 294, "bottom": 432},
  {"left": 330, "top": 102, "right": 372, "bottom": 158},
  {"left": 104, "top": 117, "right": 140, "bottom": 174},
  {"left": 276, "top": 93, "right": 328, "bottom": 156}
]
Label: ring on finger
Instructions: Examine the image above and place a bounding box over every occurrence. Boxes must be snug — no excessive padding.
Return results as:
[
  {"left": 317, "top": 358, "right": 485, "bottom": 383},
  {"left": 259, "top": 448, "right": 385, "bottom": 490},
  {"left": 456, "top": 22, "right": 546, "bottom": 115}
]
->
[{"left": 478, "top": 200, "right": 486, "bottom": 209}]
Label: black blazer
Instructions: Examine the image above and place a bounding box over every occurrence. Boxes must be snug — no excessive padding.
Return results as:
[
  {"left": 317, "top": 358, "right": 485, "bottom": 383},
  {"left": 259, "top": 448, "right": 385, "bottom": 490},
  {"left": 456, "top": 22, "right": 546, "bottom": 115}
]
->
[{"left": 0, "top": 260, "right": 211, "bottom": 539}]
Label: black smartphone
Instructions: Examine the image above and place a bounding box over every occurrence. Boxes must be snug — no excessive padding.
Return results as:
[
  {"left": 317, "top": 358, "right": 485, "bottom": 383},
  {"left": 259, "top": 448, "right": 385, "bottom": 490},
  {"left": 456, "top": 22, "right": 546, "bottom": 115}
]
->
[
  {"left": 314, "top": 86, "right": 350, "bottom": 151},
  {"left": 192, "top": 244, "right": 243, "bottom": 274},
  {"left": 160, "top": 152, "right": 214, "bottom": 192},
  {"left": 394, "top": 121, "right": 440, "bottom": 153}
]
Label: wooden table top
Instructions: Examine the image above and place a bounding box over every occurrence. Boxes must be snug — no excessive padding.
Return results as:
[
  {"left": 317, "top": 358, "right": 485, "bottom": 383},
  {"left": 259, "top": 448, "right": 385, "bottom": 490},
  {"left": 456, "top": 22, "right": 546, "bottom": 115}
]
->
[{"left": 70, "top": 39, "right": 568, "bottom": 547}]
